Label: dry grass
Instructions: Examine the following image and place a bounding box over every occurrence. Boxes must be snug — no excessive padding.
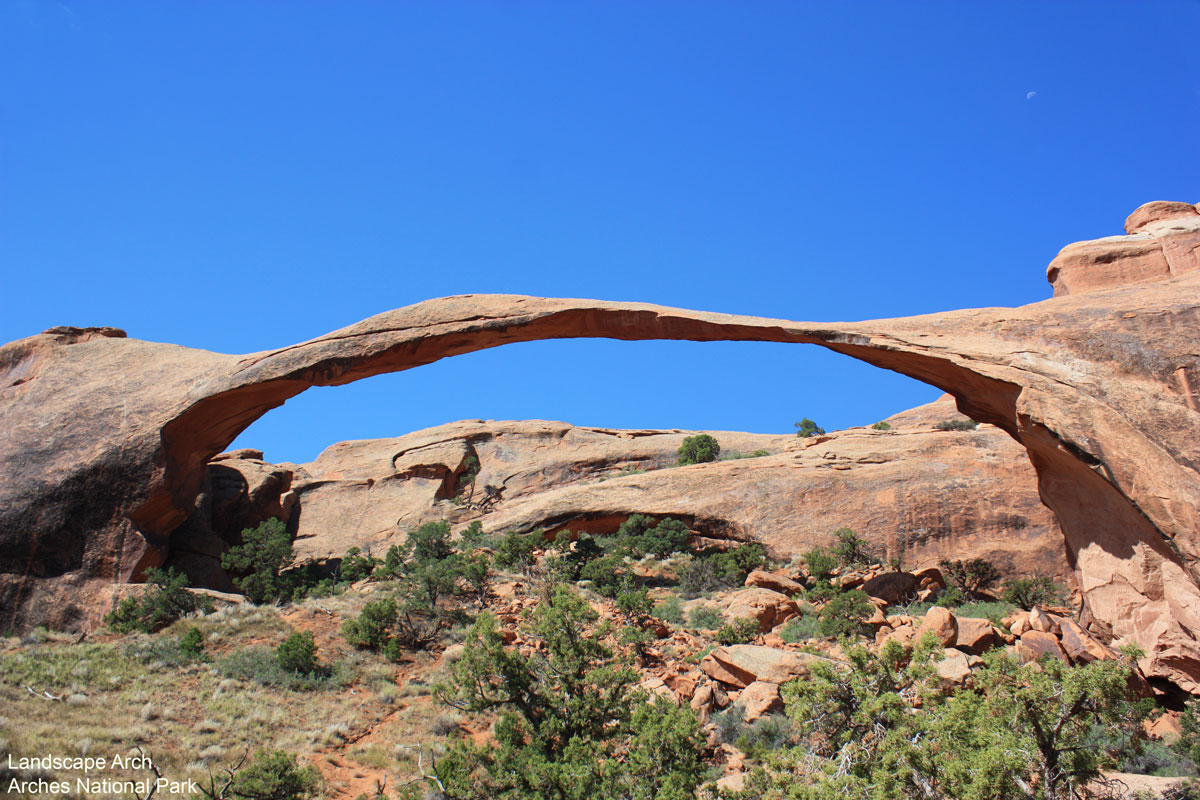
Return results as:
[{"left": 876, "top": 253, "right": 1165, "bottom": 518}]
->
[{"left": 0, "top": 599, "right": 471, "bottom": 800}]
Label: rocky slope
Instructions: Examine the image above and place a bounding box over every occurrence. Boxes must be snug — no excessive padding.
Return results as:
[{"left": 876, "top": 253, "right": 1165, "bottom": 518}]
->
[{"left": 2, "top": 200, "right": 1198, "bottom": 690}]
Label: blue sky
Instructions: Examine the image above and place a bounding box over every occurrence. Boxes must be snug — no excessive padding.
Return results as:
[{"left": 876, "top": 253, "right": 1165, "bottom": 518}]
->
[{"left": 2, "top": 1, "right": 1198, "bottom": 463}]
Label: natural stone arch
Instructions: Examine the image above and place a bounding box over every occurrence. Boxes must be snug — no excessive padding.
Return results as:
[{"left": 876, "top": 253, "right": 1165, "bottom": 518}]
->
[{"left": 3, "top": 276, "right": 1200, "bottom": 688}]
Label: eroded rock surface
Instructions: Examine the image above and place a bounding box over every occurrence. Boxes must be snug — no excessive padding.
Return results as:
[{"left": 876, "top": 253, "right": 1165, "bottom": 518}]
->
[{"left": 2, "top": 202, "right": 1199, "bottom": 689}]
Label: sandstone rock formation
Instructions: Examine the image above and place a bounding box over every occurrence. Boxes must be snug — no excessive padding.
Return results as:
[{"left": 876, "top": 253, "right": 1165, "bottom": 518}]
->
[{"left": 2, "top": 202, "right": 1199, "bottom": 690}]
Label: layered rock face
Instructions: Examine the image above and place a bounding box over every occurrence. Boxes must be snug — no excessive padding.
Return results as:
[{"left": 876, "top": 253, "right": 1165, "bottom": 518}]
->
[
  {"left": 2, "top": 201, "right": 1198, "bottom": 689},
  {"left": 1048, "top": 200, "right": 1200, "bottom": 296},
  {"left": 173, "top": 395, "right": 1063, "bottom": 584}
]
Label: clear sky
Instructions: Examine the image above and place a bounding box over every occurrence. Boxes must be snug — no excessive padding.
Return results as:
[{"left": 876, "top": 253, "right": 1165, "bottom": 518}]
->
[{"left": 2, "top": 1, "right": 1198, "bottom": 464}]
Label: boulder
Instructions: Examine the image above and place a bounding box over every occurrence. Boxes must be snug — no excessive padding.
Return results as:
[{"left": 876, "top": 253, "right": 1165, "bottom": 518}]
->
[
  {"left": 935, "top": 648, "right": 977, "bottom": 686},
  {"left": 722, "top": 588, "right": 800, "bottom": 633},
  {"left": 1018, "top": 630, "right": 1069, "bottom": 663},
  {"left": 912, "top": 565, "right": 946, "bottom": 589},
  {"left": 739, "top": 681, "right": 784, "bottom": 722},
  {"left": 1058, "top": 618, "right": 1116, "bottom": 665},
  {"left": 745, "top": 570, "right": 805, "bottom": 596},
  {"left": 1029, "top": 607, "right": 1059, "bottom": 634},
  {"left": 953, "top": 617, "right": 996, "bottom": 655},
  {"left": 701, "top": 645, "right": 830, "bottom": 688},
  {"left": 1125, "top": 201, "right": 1200, "bottom": 235},
  {"left": 915, "top": 607, "right": 958, "bottom": 647}
]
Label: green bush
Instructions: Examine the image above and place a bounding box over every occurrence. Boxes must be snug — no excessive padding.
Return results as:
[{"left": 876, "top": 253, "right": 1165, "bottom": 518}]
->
[
  {"left": 1003, "top": 574, "right": 1065, "bottom": 610},
  {"left": 219, "top": 646, "right": 348, "bottom": 691},
  {"left": 342, "top": 597, "right": 399, "bottom": 650},
  {"left": 677, "top": 557, "right": 722, "bottom": 597},
  {"left": 609, "top": 515, "right": 692, "bottom": 558},
  {"left": 228, "top": 749, "right": 321, "bottom": 800},
  {"left": 934, "top": 418, "right": 978, "bottom": 431},
  {"left": 179, "top": 626, "right": 206, "bottom": 659},
  {"left": 653, "top": 595, "right": 685, "bottom": 625},
  {"left": 871, "top": 421, "right": 891, "bottom": 431},
  {"left": 338, "top": 547, "right": 380, "bottom": 583},
  {"left": 221, "top": 518, "right": 296, "bottom": 604},
  {"left": 677, "top": 434, "right": 721, "bottom": 465},
  {"left": 104, "top": 567, "right": 214, "bottom": 633},
  {"left": 435, "top": 586, "right": 706, "bottom": 799},
  {"left": 817, "top": 589, "right": 874, "bottom": 639},
  {"left": 934, "top": 586, "right": 965, "bottom": 608},
  {"left": 759, "top": 640, "right": 1153, "bottom": 800},
  {"left": 716, "top": 617, "right": 761, "bottom": 645},
  {"left": 579, "top": 552, "right": 630, "bottom": 597},
  {"left": 688, "top": 605, "right": 725, "bottom": 630},
  {"left": 778, "top": 612, "right": 821, "bottom": 643},
  {"left": 831, "top": 527, "right": 871, "bottom": 567},
  {"left": 803, "top": 547, "right": 837, "bottom": 584},
  {"left": 493, "top": 530, "right": 541, "bottom": 570},
  {"left": 277, "top": 631, "right": 318, "bottom": 675},
  {"left": 794, "top": 418, "right": 825, "bottom": 438}
]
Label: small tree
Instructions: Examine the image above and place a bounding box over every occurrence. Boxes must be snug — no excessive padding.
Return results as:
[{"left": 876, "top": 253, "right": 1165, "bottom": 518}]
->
[
  {"left": 677, "top": 434, "right": 720, "bottom": 465},
  {"left": 227, "top": 749, "right": 320, "bottom": 800},
  {"left": 940, "top": 558, "right": 1002, "bottom": 599},
  {"left": 1003, "top": 574, "right": 1064, "bottom": 610},
  {"left": 435, "top": 586, "right": 706, "bottom": 799},
  {"left": 277, "top": 631, "right": 318, "bottom": 675},
  {"left": 803, "top": 546, "right": 837, "bottom": 584},
  {"left": 817, "top": 589, "right": 874, "bottom": 639},
  {"left": 794, "top": 418, "right": 825, "bottom": 438},
  {"left": 831, "top": 527, "right": 871, "bottom": 567},
  {"left": 221, "top": 518, "right": 295, "bottom": 604},
  {"left": 104, "top": 567, "right": 214, "bottom": 633}
]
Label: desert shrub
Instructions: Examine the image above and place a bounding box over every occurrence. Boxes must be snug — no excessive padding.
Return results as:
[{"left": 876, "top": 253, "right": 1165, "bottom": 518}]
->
[
  {"left": 677, "top": 557, "right": 722, "bottom": 597},
  {"left": 653, "top": 595, "right": 685, "bottom": 625},
  {"left": 179, "top": 625, "right": 206, "bottom": 659},
  {"left": 794, "top": 418, "right": 825, "bottom": 438},
  {"left": 343, "top": 598, "right": 399, "bottom": 650},
  {"left": 709, "top": 542, "right": 769, "bottom": 584},
  {"left": 228, "top": 748, "right": 321, "bottom": 800},
  {"left": 554, "top": 531, "right": 604, "bottom": 581},
  {"left": 337, "top": 547, "right": 379, "bottom": 583},
  {"left": 459, "top": 519, "right": 488, "bottom": 549},
  {"left": 677, "top": 434, "right": 720, "bottom": 465},
  {"left": 737, "top": 714, "right": 797, "bottom": 758},
  {"left": 713, "top": 704, "right": 747, "bottom": 744},
  {"left": 579, "top": 552, "right": 630, "bottom": 597},
  {"left": 716, "top": 617, "right": 761, "bottom": 645},
  {"left": 219, "top": 646, "right": 348, "bottom": 690},
  {"left": 493, "top": 530, "right": 541, "bottom": 570},
  {"left": 753, "top": 639, "right": 1152, "bottom": 800},
  {"left": 688, "top": 605, "right": 725, "bottom": 630},
  {"left": 221, "top": 518, "right": 296, "bottom": 604},
  {"left": 934, "top": 418, "right": 978, "bottom": 431},
  {"left": 871, "top": 421, "right": 891, "bottom": 431},
  {"left": 831, "top": 527, "right": 871, "bottom": 567},
  {"left": 277, "top": 631, "right": 318, "bottom": 675},
  {"left": 1003, "top": 574, "right": 1065, "bottom": 610},
  {"left": 803, "top": 547, "right": 837, "bottom": 584},
  {"left": 435, "top": 586, "right": 705, "bottom": 799},
  {"left": 934, "top": 586, "right": 965, "bottom": 608},
  {"left": 817, "top": 589, "right": 874, "bottom": 639},
  {"left": 609, "top": 514, "right": 692, "bottom": 558},
  {"left": 779, "top": 613, "right": 821, "bottom": 643},
  {"left": 104, "top": 567, "right": 214, "bottom": 633},
  {"left": 940, "top": 557, "right": 1002, "bottom": 599},
  {"left": 455, "top": 454, "right": 480, "bottom": 498}
]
